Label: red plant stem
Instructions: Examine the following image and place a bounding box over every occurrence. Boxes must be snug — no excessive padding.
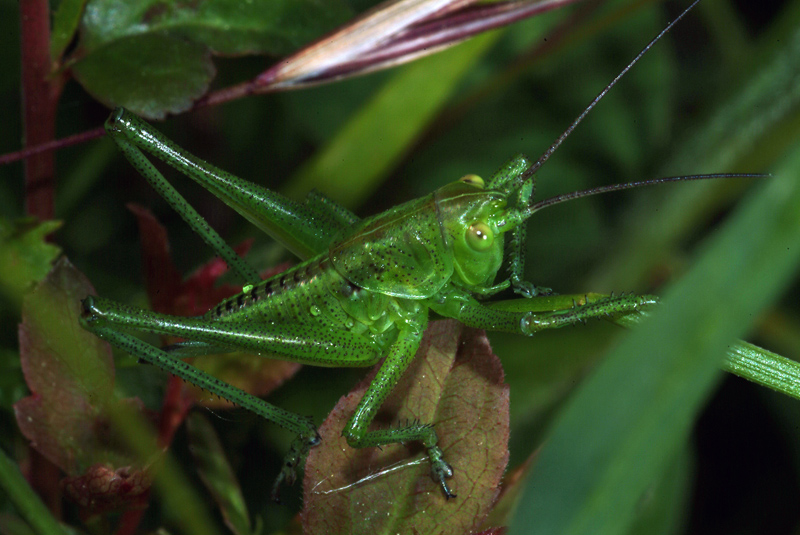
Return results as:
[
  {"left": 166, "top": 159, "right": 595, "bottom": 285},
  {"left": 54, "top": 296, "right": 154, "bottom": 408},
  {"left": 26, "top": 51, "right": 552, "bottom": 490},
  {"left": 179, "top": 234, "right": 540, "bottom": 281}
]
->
[
  {"left": 0, "top": 127, "right": 106, "bottom": 167},
  {"left": 20, "top": 0, "right": 64, "bottom": 221},
  {"left": 18, "top": 0, "right": 66, "bottom": 517},
  {"left": 158, "top": 376, "right": 195, "bottom": 448}
]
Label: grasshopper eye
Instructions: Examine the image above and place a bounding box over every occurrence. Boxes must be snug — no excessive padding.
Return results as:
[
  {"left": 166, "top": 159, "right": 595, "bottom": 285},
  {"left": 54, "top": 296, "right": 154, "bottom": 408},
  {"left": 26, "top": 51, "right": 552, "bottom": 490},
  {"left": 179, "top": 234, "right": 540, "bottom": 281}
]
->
[
  {"left": 466, "top": 222, "right": 494, "bottom": 251},
  {"left": 459, "top": 174, "right": 484, "bottom": 188}
]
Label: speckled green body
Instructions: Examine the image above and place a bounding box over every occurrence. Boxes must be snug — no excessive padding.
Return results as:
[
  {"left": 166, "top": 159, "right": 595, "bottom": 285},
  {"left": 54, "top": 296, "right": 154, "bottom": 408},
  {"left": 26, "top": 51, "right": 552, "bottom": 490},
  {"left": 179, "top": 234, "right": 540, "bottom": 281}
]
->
[
  {"left": 79, "top": 108, "right": 661, "bottom": 500},
  {"left": 209, "top": 253, "right": 417, "bottom": 366},
  {"left": 206, "top": 182, "right": 508, "bottom": 365}
]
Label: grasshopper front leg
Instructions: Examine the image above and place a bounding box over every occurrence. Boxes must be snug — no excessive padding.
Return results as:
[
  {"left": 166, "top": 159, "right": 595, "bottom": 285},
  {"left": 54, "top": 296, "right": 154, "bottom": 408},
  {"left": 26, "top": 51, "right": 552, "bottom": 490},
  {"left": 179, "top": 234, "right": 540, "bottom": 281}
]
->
[
  {"left": 431, "top": 290, "right": 659, "bottom": 335},
  {"left": 340, "top": 311, "right": 457, "bottom": 499}
]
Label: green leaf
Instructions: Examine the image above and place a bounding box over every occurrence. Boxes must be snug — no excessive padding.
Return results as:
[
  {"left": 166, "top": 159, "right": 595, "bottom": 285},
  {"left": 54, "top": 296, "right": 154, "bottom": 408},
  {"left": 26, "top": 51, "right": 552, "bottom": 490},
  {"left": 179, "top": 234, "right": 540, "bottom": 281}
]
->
[
  {"left": 0, "top": 219, "right": 61, "bottom": 307},
  {"left": 626, "top": 446, "right": 693, "bottom": 535},
  {"left": 302, "top": 321, "right": 509, "bottom": 535},
  {"left": 187, "top": 413, "right": 253, "bottom": 535},
  {"left": 67, "top": 0, "right": 354, "bottom": 117},
  {"left": 50, "top": 0, "right": 87, "bottom": 62},
  {"left": 0, "top": 450, "right": 69, "bottom": 535},
  {"left": 721, "top": 340, "right": 800, "bottom": 400},
  {"left": 71, "top": 33, "right": 215, "bottom": 119},
  {"left": 15, "top": 258, "right": 116, "bottom": 475},
  {"left": 78, "top": 0, "right": 353, "bottom": 56},
  {"left": 616, "top": 314, "right": 800, "bottom": 402},
  {"left": 14, "top": 258, "right": 152, "bottom": 512}
]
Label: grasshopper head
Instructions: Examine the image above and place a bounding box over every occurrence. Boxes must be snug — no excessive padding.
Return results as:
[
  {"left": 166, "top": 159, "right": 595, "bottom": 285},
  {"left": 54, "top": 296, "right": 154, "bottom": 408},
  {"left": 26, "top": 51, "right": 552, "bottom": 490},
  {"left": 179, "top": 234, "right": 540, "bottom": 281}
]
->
[
  {"left": 435, "top": 175, "right": 511, "bottom": 288},
  {"left": 435, "top": 156, "right": 545, "bottom": 291}
]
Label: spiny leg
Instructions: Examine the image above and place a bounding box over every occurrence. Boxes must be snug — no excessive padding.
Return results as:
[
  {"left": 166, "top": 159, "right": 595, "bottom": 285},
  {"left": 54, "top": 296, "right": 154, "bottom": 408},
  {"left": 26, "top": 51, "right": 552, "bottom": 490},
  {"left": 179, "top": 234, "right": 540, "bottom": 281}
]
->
[
  {"left": 507, "top": 178, "right": 553, "bottom": 297},
  {"left": 80, "top": 296, "right": 382, "bottom": 367},
  {"left": 523, "top": 293, "right": 659, "bottom": 333},
  {"left": 108, "top": 124, "right": 260, "bottom": 283},
  {"left": 105, "top": 109, "right": 345, "bottom": 260},
  {"left": 80, "top": 323, "right": 319, "bottom": 501},
  {"left": 161, "top": 340, "right": 234, "bottom": 358},
  {"left": 486, "top": 156, "right": 552, "bottom": 297},
  {"left": 341, "top": 315, "right": 456, "bottom": 499},
  {"left": 79, "top": 296, "right": 383, "bottom": 500}
]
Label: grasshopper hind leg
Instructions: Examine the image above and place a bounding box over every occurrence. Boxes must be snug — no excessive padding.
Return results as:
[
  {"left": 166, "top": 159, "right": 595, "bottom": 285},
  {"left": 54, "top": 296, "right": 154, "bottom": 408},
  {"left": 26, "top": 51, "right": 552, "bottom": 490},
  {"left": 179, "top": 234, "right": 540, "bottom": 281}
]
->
[{"left": 79, "top": 296, "right": 325, "bottom": 501}]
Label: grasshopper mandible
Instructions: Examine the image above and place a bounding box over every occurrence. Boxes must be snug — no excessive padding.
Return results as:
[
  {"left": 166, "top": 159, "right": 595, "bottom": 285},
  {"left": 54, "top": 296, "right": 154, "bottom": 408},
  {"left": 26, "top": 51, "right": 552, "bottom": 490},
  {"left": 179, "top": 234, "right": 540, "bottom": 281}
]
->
[{"left": 78, "top": 0, "right": 760, "bottom": 500}]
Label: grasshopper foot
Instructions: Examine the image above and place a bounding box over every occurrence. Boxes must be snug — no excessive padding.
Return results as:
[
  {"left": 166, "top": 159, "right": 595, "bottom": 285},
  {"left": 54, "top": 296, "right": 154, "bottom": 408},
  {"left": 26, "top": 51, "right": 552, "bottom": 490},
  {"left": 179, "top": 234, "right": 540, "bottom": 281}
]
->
[
  {"left": 79, "top": 296, "right": 100, "bottom": 323},
  {"left": 512, "top": 279, "right": 553, "bottom": 298},
  {"left": 270, "top": 430, "right": 321, "bottom": 503},
  {"left": 428, "top": 446, "right": 456, "bottom": 499}
]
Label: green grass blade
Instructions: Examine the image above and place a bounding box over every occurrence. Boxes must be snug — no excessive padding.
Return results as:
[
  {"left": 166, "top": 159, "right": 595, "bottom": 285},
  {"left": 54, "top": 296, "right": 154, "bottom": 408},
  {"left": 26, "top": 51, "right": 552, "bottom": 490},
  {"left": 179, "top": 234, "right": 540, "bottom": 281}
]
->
[
  {"left": 617, "top": 314, "right": 800, "bottom": 401},
  {"left": 722, "top": 341, "right": 800, "bottom": 400},
  {"left": 511, "top": 136, "right": 800, "bottom": 534},
  {"left": 0, "top": 447, "right": 68, "bottom": 535}
]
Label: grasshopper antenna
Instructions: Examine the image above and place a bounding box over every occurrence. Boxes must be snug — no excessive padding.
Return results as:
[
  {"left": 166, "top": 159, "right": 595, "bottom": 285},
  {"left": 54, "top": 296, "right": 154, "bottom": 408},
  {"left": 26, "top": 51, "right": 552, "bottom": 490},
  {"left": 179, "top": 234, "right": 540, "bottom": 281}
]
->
[
  {"left": 518, "top": 0, "right": 702, "bottom": 185},
  {"left": 524, "top": 173, "right": 770, "bottom": 217}
]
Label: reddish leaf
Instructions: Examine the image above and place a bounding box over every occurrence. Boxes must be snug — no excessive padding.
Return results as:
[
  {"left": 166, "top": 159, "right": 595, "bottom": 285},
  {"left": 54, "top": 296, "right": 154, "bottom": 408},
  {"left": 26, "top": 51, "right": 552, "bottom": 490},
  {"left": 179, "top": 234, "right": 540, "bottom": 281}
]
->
[
  {"left": 14, "top": 258, "right": 152, "bottom": 513},
  {"left": 127, "top": 203, "right": 249, "bottom": 317},
  {"left": 302, "top": 320, "right": 509, "bottom": 535},
  {"left": 173, "top": 244, "right": 288, "bottom": 318},
  {"left": 15, "top": 258, "right": 116, "bottom": 474},
  {"left": 126, "top": 204, "right": 183, "bottom": 315}
]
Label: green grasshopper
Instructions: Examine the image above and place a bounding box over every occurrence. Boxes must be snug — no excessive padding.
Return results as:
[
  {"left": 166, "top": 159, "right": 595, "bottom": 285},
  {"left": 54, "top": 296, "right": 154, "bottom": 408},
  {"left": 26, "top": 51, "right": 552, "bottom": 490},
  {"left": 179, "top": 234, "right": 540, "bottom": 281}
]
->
[{"left": 79, "top": 0, "right": 759, "bottom": 500}]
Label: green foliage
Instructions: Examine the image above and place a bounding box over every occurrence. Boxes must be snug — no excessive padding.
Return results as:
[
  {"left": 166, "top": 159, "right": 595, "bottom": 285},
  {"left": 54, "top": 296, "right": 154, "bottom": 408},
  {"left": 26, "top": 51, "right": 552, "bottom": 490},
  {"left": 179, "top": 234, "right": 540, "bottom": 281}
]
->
[
  {"left": 513, "top": 140, "right": 800, "bottom": 534},
  {"left": 2, "top": 0, "right": 800, "bottom": 534},
  {"left": 0, "top": 219, "right": 61, "bottom": 306}
]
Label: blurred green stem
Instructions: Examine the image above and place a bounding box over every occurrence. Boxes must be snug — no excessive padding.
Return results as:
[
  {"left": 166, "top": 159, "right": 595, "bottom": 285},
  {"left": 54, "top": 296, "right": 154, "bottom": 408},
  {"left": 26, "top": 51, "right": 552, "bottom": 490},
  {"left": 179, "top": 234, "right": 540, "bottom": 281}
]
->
[{"left": 0, "top": 447, "right": 67, "bottom": 535}]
